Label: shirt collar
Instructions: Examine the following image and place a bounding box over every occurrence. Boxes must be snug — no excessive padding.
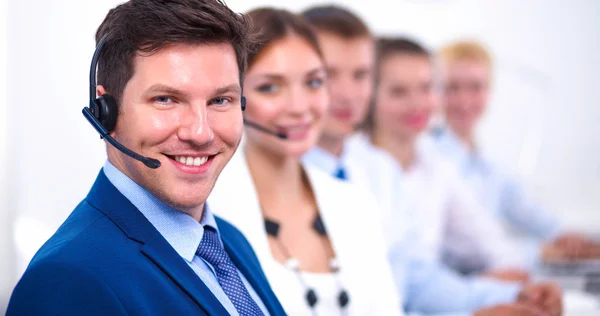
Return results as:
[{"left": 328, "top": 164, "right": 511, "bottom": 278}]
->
[
  {"left": 302, "top": 146, "right": 343, "bottom": 176},
  {"left": 435, "top": 128, "right": 489, "bottom": 174},
  {"left": 103, "top": 160, "right": 218, "bottom": 262}
]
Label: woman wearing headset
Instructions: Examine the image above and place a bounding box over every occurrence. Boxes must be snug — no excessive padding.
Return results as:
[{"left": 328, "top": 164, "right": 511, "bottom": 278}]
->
[{"left": 208, "top": 8, "right": 402, "bottom": 316}]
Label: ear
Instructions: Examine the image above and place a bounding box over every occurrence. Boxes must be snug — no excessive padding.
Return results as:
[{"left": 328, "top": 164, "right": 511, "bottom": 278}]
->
[{"left": 96, "top": 85, "right": 108, "bottom": 97}]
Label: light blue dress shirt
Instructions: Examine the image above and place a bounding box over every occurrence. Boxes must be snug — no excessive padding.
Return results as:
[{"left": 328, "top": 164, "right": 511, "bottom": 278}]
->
[
  {"left": 103, "top": 161, "right": 269, "bottom": 316},
  {"left": 433, "top": 129, "right": 563, "bottom": 267},
  {"left": 303, "top": 146, "right": 521, "bottom": 316}
]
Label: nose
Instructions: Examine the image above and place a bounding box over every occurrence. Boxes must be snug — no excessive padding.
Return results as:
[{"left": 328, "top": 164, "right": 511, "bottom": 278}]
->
[
  {"left": 177, "top": 103, "right": 215, "bottom": 145},
  {"left": 454, "top": 88, "right": 472, "bottom": 110},
  {"left": 330, "top": 76, "right": 355, "bottom": 106},
  {"left": 286, "top": 85, "right": 311, "bottom": 115},
  {"left": 408, "top": 90, "right": 426, "bottom": 111}
]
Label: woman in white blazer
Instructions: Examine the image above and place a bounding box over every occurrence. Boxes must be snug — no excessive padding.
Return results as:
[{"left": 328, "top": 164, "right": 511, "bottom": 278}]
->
[{"left": 208, "top": 8, "right": 402, "bottom": 316}]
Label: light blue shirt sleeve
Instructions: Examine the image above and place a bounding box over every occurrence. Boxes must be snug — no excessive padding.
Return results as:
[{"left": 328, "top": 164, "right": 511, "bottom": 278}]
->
[
  {"left": 498, "top": 178, "right": 562, "bottom": 240},
  {"left": 389, "top": 238, "right": 521, "bottom": 315},
  {"left": 433, "top": 130, "right": 563, "bottom": 268}
]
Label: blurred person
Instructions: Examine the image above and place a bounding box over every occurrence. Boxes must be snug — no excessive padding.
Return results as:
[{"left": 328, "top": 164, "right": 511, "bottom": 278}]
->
[
  {"left": 6, "top": 1, "right": 286, "bottom": 315},
  {"left": 208, "top": 8, "right": 402, "bottom": 315},
  {"left": 435, "top": 40, "right": 600, "bottom": 267},
  {"left": 366, "top": 35, "right": 562, "bottom": 316},
  {"left": 301, "top": 5, "right": 561, "bottom": 316}
]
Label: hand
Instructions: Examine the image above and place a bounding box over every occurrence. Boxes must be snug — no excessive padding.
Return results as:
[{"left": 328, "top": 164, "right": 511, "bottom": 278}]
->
[
  {"left": 474, "top": 303, "right": 546, "bottom": 316},
  {"left": 553, "top": 233, "right": 600, "bottom": 259},
  {"left": 541, "top": 243, "right": 566, "bottom": 261},
  {"left": 483, "top": 268, "right": 530, "bottom": 283},
  {"left": 543, "top": 233, "right": 600, "bottom": 260},
  {"left": 518, "top": 282, "right": 563, "bottom": 316}
]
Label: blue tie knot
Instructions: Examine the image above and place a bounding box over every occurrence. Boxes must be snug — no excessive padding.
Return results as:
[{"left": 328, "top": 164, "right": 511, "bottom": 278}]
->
[
  {"left": 334, "top": 165, "right": 347, "bottom": 181},
  {"left": 196, "top": 227, "right": 229, "bottom": 267}
]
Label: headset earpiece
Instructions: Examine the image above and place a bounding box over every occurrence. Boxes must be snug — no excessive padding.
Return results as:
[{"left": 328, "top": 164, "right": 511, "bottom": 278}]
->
[
  {"left": 83, "top": 34, "right": 161, "bottom": 168},
  {"left": 241, "top": 96, "right": 246, "bottom": 111},
  {"left": 92, "top": 94, "right": 119, "bottom": 132}
]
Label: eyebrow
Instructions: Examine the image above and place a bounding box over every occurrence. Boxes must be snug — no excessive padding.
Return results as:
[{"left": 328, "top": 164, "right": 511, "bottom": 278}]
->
[
  {"left": 143, "top": 83, "right": 242, "bottom": 99},
  {"left": 253, "top": 67, "right": 326, "bottom": 81},
  {"left": 144, "top": 84, "right": 190, "bottom": 99},
  {"left": 306, "top": 67, "right": 327, "bottom": 77},
  {"left": 213, "top": 84, "right": 241, "bottom": 96}
]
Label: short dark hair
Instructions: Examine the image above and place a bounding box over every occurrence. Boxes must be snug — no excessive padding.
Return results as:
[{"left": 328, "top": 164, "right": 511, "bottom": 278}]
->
[
  {"left": 246, "top": 8, "right": 322, "bottom": 69},
  {"left": 95, "top": 0, "right": 253, "bottom": 105},
  {"left": 377, "top": 37, "right": 430, "bottom": 60},
  {"left": 302, "top": 5, "right": 371, "bottom": 38}
]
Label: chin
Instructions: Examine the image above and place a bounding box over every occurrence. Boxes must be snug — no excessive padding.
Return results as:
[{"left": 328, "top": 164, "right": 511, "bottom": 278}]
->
[
  {"left": 451, "top": 121, "right": 473, "bottom": 134},
  {"left": 285, "top": 144, "right": 314, "bottom": 158},
  {"left": 156, "top": 183, "right": 213, "bottom": 211},
  {"left": 166, "top": 193, "right": 210, "bottom": 211},
  {"left": 323, "top": 125, "right": 353, "bottom": 140}
]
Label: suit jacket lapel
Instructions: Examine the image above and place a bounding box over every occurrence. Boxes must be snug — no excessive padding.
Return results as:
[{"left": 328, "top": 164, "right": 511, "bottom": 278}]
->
[
  {"left": 140, "top": 237, "right": 227, "bottom": 315},
  {"left": 86, "top": 170, "right": 228, "bottom": 315}
]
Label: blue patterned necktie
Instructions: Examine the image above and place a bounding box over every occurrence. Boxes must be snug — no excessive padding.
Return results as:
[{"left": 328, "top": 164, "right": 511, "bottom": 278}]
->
[
  {"left": 334, "top": 165, "right": 347, "bottom": 181},
  {"left": 196, "top": 226, "right": 264, "bottom": 316}
]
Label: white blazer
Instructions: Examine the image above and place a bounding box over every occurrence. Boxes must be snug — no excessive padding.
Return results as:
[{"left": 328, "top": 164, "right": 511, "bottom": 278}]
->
[{"left": 208, "top": 149, "right": 403, "bottom": 316}]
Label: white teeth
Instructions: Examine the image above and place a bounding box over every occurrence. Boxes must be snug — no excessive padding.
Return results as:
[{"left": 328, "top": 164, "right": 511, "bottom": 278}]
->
[
  {"left": 174, "top": 156, "right": 209, "bottom": 167},
  {"left": 193, "top": 157, "right": 201, "bottom": 166}
]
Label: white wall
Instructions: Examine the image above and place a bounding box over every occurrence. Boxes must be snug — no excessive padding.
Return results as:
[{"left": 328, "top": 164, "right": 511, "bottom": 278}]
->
[
  {"left": 1, "top": 0, "right": 12, "bottom": 311},
  {"left": 3, "top": 0, "right": 600, "bottom": 305}
]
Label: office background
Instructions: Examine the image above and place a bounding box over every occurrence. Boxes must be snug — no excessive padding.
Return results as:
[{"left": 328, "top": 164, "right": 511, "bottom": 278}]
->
[{"left": 1, "top": 0, "right": 599, "bottom": 311}]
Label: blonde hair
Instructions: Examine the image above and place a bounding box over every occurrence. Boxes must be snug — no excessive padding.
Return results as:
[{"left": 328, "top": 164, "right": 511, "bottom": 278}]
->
[{"left": 438, "top": 40, "right": 492, "bottom": 70}]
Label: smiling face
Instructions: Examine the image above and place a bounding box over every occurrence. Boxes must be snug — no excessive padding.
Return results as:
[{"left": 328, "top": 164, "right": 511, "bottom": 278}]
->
[
  {"left": 442, "top": 59, "right": 490, "bottom": 137},
  {"left": 374, "top": 53, "right": 436, "bottom": 141},
  {"left": 103, "top": 43, "right": 243, "bottom": 214},
  {"left": 243, "top": 34, "right": 328, "bottom": 158}
]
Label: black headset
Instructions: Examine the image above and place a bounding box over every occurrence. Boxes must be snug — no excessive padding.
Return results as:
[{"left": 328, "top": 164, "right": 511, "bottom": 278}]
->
[
  {"left": 82, "top": 35, "right": 248, "bottom": 169},
  {"left": 86, "top": 35, "right": 118, "bottom": 133}
]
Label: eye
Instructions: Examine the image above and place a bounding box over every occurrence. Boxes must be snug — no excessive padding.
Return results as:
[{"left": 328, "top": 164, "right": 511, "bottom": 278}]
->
[
  {"left": 354, "top": 70, "right": 370, "bottom": 81},
  {"left": 390, "top": 86, "right": 407, "bottom": 98},
  {"left": 421, "top": 83, "right": 432, "bottom": 94},
  {"left": 153, "top": 96, "right": 174, "bottom": 104},
  {"left": 470, "top": 82, "right": 484, "bottom": 92},
  {"left": 210, "top": 97, "right": 231, "bottom": 106},
  {"left": 257, "top": 84, "right": 279, "bottom": 93},
  {"left": 446, "top": 83, "right": 460, "bottom": 94},
  {"left": 307, "top": 78, "right": 324, "bottom": 89}
]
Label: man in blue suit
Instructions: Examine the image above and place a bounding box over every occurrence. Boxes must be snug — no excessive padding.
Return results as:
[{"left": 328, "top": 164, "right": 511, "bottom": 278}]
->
[{"left": 7, "top": 1, "right": 285, "bottom": 315}]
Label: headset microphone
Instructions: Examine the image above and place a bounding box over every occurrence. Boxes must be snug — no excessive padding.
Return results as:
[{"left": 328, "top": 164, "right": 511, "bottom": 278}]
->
[
  {"left": 82, "top": 108, "right": 161, "bottom": 169},
  {"left": 243, "top": 119, "right": 288, "bottom": 139},
  {"left": 83, "top": 35, "right": 164, "bottom": 169}
]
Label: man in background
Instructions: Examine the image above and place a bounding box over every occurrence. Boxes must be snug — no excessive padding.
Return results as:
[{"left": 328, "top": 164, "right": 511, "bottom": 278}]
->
[{"left": 435, "top": 40, "right": 600, "bottom": 269}]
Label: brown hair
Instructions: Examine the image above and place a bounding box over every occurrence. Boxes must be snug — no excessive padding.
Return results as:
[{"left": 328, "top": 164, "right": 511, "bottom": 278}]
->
[
  {"left": 95, "top": 0, "right": 253, "bottom": 105},
  {"left": 302, "top": 5, "right": 371, "bottom": 38},
  {"left": 438, "top": 40, "right": 492, "bottom": 70},
  {"left": 246, "top": 8, "right": 323, "bottom": 69},
  {"left": 376, "top": 37, "right": 430, "bottom": 75}
]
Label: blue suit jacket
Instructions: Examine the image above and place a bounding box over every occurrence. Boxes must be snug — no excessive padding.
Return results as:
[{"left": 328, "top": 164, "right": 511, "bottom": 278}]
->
[{"left": 7, "top": 171, "right": 285, "bottom": 315}]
